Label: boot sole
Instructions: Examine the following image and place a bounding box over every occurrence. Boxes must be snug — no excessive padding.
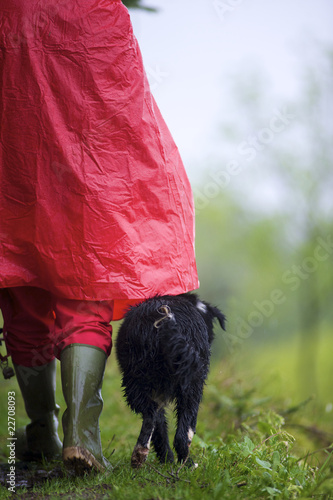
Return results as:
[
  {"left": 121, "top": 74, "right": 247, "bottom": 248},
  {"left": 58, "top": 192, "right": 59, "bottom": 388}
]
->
[{"left": 63, "top": 446, "right": 105, "bottom": 475}]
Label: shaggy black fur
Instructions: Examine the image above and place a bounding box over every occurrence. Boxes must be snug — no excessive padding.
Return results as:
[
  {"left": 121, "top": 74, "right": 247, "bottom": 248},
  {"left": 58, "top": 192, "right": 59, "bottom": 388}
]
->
[{"left": 115, "top": 293, "right": 226, "bottom": 468}]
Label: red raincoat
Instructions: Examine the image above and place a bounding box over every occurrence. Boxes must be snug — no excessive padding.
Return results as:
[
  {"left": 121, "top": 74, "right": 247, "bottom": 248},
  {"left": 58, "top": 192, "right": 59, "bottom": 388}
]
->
[{"left": 0, "top": 0, "right": 198, "bottom": 319}]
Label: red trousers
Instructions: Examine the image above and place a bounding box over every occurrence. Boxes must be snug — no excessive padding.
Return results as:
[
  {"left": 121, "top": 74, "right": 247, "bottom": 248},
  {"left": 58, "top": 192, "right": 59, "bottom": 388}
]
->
[{"left": 0, "top": 287, "right": 113, "bottom": 367}]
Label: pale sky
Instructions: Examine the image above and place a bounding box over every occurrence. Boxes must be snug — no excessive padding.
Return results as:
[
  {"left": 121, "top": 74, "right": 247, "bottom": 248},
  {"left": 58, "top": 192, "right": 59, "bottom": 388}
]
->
[{"left": 130, "top": 1, "right": 333, "bottom": 186}]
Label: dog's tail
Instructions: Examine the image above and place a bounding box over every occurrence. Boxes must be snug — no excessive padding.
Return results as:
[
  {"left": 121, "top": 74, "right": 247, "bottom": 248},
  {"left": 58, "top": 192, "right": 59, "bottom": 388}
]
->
[
  {"left": 198, "top": 301, "right": 226, "bottom": 344},
  {"left": 207, "top": 304, "right": 226, "bottom": 331}
]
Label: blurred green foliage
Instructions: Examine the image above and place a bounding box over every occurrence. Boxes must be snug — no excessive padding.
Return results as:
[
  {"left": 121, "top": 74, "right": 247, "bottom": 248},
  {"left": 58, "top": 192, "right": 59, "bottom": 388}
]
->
[
  {"left": 122, "top": 0, "right": 157, "bottom": 12},
  {"left": 1, "top": 349, "right": 332, "bottom": 498},
  {"left": 193, "top": 46, "right": 333, "bottom": 405}
]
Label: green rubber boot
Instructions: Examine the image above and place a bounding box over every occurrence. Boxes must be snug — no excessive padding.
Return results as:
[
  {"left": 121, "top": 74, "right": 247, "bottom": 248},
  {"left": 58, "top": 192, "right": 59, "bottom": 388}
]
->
[
  {"left": 14, "top": 359, "right": 63, "bottom": 461},
  {"left": 60, "top": 344, "right": 110, "bottom": 475}
]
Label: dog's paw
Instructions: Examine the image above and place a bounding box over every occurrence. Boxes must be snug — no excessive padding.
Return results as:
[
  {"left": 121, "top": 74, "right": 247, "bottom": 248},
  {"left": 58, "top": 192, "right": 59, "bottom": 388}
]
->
[
  {"left": 131, "top": 444, "right": 149, "bottom": 468},
  {"left": 180, "top": 456, "right": 198, "bottom": 469},
  {"left": 157, "top": 449, "right": 175, "bottom": 465}
]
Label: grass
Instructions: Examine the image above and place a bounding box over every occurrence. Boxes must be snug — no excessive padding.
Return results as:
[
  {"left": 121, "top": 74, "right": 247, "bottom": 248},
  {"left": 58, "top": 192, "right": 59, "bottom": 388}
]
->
[{"left": 0, "top": 327, "right": 332, "bottom": 499}]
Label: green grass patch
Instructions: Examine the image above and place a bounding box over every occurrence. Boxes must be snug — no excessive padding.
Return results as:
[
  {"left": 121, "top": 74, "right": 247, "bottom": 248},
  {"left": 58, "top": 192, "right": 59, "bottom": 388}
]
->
[{"left": 0, "top": 330, "right": 332, "bottom": 499}]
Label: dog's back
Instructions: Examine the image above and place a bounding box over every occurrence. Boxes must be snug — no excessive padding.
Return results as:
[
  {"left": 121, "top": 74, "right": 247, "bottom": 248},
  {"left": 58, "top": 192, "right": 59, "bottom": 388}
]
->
[{"left": 116, "top": 294, "right": 215, "bottom": 408}]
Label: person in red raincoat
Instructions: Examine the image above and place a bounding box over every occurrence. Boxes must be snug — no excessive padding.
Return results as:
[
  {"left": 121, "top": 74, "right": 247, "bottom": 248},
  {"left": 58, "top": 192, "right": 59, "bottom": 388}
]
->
[{"left": 0, "top": 0, "right": 199, "bottom": 473}]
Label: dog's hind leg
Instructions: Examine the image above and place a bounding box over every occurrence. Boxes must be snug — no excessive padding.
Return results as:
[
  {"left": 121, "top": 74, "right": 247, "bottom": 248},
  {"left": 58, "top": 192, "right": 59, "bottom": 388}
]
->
[
  {"left": 151, "top": 408, "right": 174, "bottom": 464},
  {"left": 131, "top": 404, "right": 157, "bottom": 468},
  {"left": 174, "top": 392, "right": 201, "bottom": 466}
]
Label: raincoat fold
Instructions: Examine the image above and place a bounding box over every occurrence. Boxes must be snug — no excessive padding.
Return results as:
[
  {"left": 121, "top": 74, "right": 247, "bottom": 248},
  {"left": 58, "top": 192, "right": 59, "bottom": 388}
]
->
[{"left": 0, "top": 0, "right": 199, "bottom": 319}]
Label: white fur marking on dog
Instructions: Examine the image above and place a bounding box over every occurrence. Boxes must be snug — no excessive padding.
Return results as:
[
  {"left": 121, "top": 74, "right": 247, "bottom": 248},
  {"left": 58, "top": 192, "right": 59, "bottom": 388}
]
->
[
  {"left": 188, "top": 428, "right": 194, "bottom": 443},
  {"left": 196, "top": 301, "right": 207, "bottom": 314},
  {"left": 147, "top": 429, "right": 154, "bottom": 449}
]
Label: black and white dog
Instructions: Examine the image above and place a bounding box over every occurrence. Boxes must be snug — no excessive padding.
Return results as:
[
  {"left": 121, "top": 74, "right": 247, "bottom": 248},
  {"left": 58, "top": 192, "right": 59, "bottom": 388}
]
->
[{"left": 115, "top": 293, "right": 226, "bottom": 468}]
